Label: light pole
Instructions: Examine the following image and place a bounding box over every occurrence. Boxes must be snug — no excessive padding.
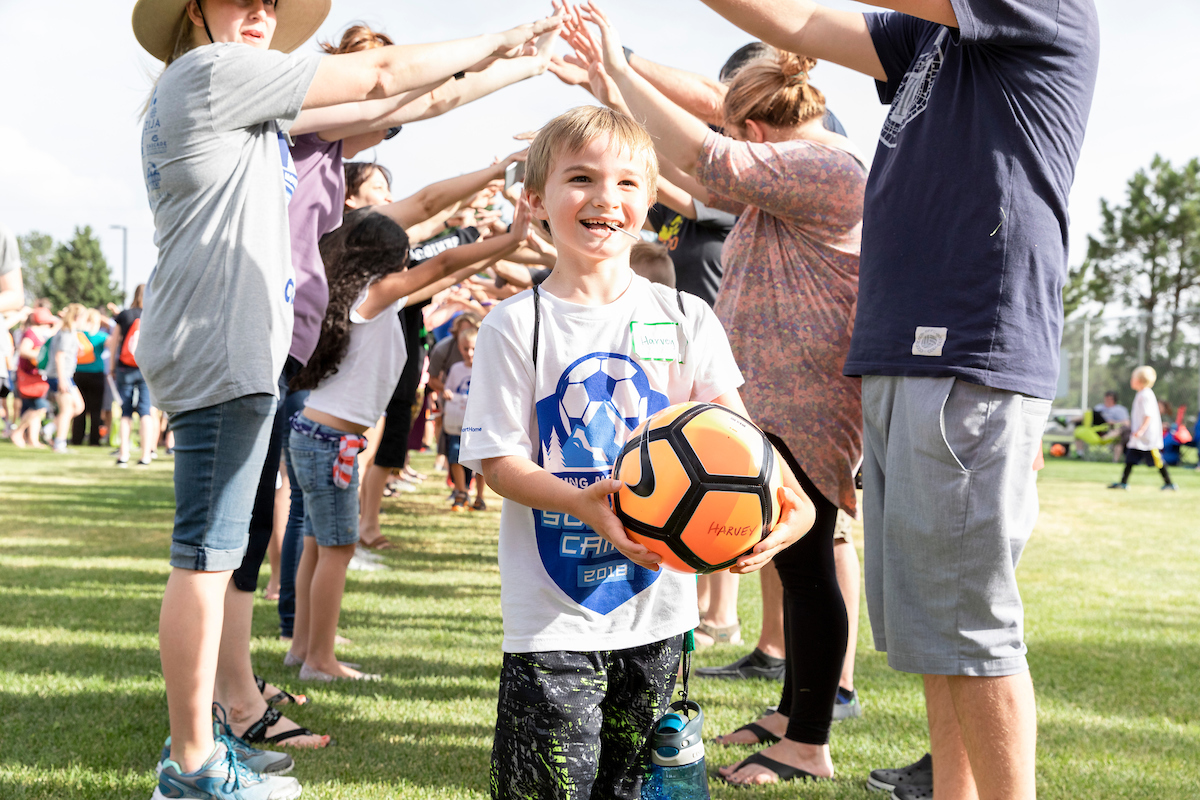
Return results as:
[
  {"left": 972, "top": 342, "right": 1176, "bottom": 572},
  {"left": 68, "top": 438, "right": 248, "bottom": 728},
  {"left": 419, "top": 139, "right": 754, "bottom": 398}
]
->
[{"left": 109, "top": 225, "right": 128, "bottom": 306}]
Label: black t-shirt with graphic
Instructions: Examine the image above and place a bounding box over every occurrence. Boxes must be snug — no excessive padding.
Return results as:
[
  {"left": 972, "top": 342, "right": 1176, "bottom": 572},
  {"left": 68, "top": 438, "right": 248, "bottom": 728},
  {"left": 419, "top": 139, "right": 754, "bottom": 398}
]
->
[{"left": 645, "top": 201, "right": 736, "bottom": 307}]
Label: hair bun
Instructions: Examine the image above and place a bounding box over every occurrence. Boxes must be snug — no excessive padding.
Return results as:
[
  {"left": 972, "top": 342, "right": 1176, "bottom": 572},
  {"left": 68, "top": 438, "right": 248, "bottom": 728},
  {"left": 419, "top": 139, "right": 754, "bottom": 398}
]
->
[{"left": 777, "top": 52, "right": 817, "bottom": 84}]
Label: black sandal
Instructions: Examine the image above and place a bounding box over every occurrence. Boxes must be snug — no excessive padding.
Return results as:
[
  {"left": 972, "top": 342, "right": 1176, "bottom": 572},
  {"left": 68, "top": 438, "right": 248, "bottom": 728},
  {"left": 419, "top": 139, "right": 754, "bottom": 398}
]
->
[
  {"left": 720, "top": 751, "right": 818, "bottom": 784},
  {"left": 240, "top": 705, "right": 334, "bottom": 747},
  {"left": 254, "top": 674, "right": 308, "bottom": 707},
  {"left": 716, "top": 721, "right": 780, "bottom": 746}
]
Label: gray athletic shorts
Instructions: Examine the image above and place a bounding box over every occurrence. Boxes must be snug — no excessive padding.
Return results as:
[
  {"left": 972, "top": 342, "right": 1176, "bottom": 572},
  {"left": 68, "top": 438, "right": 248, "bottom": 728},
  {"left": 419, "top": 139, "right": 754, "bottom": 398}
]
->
[{"left": 861, "top": 376, "right": 1050, "bottom": 677}]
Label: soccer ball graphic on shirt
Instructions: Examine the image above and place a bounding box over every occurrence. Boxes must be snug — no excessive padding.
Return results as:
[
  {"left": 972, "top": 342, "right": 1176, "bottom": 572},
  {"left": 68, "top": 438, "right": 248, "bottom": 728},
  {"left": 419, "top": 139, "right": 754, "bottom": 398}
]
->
[{"left": 554, "top": 354, "right": 658, "bottom": 470}]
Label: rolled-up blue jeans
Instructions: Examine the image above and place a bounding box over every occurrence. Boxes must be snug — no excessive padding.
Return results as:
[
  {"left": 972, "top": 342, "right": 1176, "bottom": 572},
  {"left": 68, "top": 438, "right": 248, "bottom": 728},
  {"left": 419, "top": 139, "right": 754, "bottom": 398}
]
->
[{"left": 169, "top": 394, "right": 275, "bottom": 572}]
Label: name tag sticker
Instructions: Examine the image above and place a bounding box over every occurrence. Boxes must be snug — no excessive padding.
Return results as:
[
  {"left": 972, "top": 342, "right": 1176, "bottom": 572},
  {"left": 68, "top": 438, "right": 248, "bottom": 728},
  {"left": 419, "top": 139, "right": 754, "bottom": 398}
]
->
[{"left": 630, "top": 321, "right": 681, "bottom": 362}]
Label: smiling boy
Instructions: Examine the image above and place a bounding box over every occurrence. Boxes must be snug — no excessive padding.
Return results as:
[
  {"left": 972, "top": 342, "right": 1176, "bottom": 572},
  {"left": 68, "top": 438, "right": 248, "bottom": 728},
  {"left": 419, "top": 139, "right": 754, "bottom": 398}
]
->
[{"left": 457, "top": 105, "right": 814, "bottom": 799}]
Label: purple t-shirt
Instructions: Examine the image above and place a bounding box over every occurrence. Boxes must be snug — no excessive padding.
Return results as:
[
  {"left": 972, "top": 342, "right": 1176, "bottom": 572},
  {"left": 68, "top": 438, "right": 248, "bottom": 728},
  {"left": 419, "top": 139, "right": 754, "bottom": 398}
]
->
[{"left": 287, "top": 133, "right": 345, "bottom": 364}]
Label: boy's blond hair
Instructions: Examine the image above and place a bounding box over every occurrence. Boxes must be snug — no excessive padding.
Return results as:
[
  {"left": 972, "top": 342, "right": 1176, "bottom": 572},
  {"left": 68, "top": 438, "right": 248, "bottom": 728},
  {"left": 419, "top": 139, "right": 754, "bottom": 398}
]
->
[
  {"left": 1132, "top": 365, "right": 1157, "bottom": 388},
  {"left": 524, "top": 106, "right": 659, "bottom": 206}
]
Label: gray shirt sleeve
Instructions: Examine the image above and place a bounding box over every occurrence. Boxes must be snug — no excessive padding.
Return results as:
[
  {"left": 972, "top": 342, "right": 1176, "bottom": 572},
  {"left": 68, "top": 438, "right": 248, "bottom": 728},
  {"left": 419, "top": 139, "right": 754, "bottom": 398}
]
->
[
  {"left": 209, "top": 46, "right": 322, "bottom": 132},
  {"left": 0, "top": 225, "right": 20, "bottom": 277}
]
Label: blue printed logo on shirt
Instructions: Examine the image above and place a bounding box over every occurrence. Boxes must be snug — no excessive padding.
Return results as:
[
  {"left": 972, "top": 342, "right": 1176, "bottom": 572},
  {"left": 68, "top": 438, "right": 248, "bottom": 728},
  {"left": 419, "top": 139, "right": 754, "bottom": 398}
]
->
[
  {"left": 533, "top": 353, "right": 669, "bottom": 613},
  {"left": 277, "top": 131, "right": 298, "bottom": 202}
]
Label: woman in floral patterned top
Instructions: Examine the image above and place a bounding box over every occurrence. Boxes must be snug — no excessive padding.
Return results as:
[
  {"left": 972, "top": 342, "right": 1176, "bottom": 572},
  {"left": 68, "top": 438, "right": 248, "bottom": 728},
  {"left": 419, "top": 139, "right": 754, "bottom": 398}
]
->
[{"left": 580, "top": 4, "right": 866, "bottom": 786}]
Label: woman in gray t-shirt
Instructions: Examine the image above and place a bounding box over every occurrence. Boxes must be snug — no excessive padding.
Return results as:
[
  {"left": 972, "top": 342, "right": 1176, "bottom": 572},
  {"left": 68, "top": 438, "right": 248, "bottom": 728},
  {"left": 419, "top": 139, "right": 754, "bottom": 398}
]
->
[{"left": 131, "top": 0, "right": 561, "bottom": 793}]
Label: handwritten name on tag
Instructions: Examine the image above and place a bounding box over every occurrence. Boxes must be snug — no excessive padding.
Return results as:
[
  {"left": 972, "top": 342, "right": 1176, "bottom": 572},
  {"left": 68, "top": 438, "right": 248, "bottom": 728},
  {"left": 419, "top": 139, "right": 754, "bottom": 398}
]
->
[{"left": 630, "top": 321, "right": 681, "bottom": 362}]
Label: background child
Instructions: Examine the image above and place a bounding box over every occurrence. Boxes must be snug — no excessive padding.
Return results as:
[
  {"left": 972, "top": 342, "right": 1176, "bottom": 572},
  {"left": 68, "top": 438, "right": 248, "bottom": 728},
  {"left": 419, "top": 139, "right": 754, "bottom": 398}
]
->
[
  {"left": 286, "top": 204, "right": 529, "bottom": 681},
  {"left": 628, "top": 240, "right": 675, "bottom": 288},
  {"left": 459, "top": 105, "right": 813, "bottom": 799},
  {"left": 1110, "top": 365, "right": 1176, "bottom": 490},
  {"left": 45, "top": 303, "right": 85, "bottom": 454},
  {"left": 441, "top": 327, "right": 484, "bottom": 511}
]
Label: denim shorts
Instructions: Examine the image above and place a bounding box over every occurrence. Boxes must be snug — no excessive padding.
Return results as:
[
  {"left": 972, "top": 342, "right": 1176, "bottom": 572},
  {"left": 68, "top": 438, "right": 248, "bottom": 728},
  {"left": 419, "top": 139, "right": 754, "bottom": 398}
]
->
[
  {"left": 21, "top": 395, "right": 51, "bottom": 414},
  {"left": 289, "top": 419, "right": 361, "bottom": 547},
  {"left": 861, "top": 376, "right": 1050, "bottom": 677},
  {"left": 47, "top": 377, "right": 76, "bottom": 393},
  {"left": 169, "top": 394, "right": 277, "bottom": 572},
  {"left": 116, "top": 366, "right": 152, "bottom": 418}
]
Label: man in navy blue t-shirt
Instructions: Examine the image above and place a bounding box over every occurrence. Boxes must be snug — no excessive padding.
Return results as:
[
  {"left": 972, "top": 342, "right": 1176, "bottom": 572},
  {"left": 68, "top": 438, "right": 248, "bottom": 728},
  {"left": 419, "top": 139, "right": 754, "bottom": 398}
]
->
[{"left": 698, "top": 0, "right": 1098, "bottom": 796}]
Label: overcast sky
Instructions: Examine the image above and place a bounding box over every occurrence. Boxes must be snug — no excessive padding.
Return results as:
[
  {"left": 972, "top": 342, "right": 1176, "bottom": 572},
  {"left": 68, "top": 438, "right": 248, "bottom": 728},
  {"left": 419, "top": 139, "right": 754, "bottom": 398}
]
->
[{"left": 1, "top": 0, "right": 1197, "bottom": 298}]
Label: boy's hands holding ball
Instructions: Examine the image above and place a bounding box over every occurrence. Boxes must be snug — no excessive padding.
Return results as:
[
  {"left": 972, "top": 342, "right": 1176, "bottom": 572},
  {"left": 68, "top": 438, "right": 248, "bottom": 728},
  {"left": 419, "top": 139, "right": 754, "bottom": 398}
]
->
[
  {"left": 729, "top": 485, "right": 816, "bottom": 574},
  {"left": 570, "top": 478, "right": 663, "bottom": 571}
]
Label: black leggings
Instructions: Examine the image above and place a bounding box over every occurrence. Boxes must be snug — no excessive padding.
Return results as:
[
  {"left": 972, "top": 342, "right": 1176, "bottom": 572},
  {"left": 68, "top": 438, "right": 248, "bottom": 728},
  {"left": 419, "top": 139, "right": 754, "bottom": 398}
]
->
[
  {"left": 71, "top": 371, "right": 106, "bottom": 445},
  {"left": 765, "top": 433, "right": 848, "bottom": 746},
  {"left": 375, "top": 305, "right": 425, "bottom": 470}
]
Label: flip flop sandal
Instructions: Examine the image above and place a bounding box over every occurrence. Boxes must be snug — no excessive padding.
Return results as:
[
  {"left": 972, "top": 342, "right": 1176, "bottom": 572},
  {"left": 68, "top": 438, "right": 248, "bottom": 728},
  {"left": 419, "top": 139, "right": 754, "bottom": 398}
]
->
[
  {"left": 695, "top": 620, "right": 743, "bottom": 647},
  {"left": 720, "top": 751, "right": 818, "bottom": 784},
  {"left": 471, "top": 499, "right": 487, "bottom": 511},
  {"left": 240, "top": 705, "right": 334, "bottom": 748},
  {"left": 716, "top": 721, "right": 779, "bottom": 746},
  {"left": 359, "top": 535, "right": 396, "bottom": 550},
  {"left": 255, "top": 674, "right": 308, "bottom": 707}
]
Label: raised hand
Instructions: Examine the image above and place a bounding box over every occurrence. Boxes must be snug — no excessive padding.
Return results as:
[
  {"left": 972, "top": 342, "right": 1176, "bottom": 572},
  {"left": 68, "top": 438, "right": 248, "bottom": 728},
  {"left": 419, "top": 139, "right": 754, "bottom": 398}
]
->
[
  {"left": 532, "top": 0, "right": 567, "bottom": 64},
  {"left": 547, "top": 54, "right": 591, "bottom": 87},
  {"left": 576, "top": 2, "right": 629, "bottom": 78},
  {"left": 510, "top": 196, "right": 533, "bottom": 241},
  {"left": 493, "top": 13, "right": 565, "bottom": 59}
]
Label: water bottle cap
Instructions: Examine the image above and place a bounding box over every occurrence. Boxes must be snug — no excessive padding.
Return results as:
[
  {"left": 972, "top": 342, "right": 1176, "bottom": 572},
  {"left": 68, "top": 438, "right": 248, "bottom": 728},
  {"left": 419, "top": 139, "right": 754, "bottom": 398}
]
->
[
  {"left": 655, "top": 714, "right": 687, "bottom": 734},
  {"left": 649, "top": 700, "right": 706, "bottom": 767}
]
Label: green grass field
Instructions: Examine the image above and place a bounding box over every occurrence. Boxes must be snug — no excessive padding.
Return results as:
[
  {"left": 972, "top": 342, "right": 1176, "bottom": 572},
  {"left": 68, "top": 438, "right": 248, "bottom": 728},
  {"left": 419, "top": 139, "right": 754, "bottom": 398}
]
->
[{"left": 1, "top": 444, "right": 1198, "bottom": 798}]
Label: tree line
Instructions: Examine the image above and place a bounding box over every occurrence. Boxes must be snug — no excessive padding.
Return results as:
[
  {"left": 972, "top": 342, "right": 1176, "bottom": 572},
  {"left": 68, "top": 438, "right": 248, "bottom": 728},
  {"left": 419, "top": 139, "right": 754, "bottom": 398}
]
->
[
  {"left": 1064, "top": 155, "right": 1200, "bottom": 410},
  {"left": 16, "top": 226, "right": 124, "bottom": 311}
]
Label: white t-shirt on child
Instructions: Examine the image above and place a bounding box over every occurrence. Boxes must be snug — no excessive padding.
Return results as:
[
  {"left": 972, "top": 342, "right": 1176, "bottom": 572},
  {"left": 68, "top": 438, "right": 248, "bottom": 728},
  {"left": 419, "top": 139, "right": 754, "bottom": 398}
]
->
[
  {"left": 1129, "top": 387, "right": 1163, "bottom": 451},
  {"left": 459, "top": 275, "right": 744, "bottom": 653},
  {"left": 304, "top": 287, "right": 407, "bottom": 428},
  {"left": 442, "top": 361, "right": 472, "bottom": 435}
]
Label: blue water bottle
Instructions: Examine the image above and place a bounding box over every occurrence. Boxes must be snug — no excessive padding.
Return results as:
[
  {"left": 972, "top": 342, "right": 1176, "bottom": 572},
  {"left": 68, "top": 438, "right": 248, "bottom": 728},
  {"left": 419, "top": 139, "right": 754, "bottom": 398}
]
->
[{"left": 642, "top": 699, "right": 710, "bottom": 800}]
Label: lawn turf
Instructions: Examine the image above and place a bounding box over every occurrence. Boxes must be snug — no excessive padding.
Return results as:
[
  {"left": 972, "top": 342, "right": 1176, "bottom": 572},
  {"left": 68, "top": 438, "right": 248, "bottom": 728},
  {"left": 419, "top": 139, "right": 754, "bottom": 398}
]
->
[{"left": 0, "top": 444, "right": 1197, "bottom": 798}]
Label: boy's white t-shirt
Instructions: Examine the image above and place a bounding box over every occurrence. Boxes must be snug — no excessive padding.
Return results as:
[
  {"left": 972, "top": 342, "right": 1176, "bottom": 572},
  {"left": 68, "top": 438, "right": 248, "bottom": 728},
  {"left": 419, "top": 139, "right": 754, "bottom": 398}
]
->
[
  {"left": 442, "top": 360, "right": 472, "bottom": 435},
  {"left": 1129, "top": 386, "right": 1164, "bottom": 451},
  {"left": 459, "top": 275, "right": 744, "bottom": 653}
]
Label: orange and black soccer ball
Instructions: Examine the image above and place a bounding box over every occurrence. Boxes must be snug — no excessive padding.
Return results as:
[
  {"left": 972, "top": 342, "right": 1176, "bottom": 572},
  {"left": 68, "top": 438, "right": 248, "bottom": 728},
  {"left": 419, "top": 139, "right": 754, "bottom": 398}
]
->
[
  {"left": 611, "top": 402, "right": 784, "bottom": 574},
  {"left": 1049, "top": 442, "right": 1068, "bottom": 457}
]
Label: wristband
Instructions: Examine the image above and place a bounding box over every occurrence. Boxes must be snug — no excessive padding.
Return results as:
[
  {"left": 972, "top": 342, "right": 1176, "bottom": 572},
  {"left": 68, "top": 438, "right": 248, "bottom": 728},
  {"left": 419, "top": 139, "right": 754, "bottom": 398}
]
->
[
  {"left": 622, "top": 46, "right": 634, "bottom": 64},
  {"left": 453, "top": 70, "right": 466, "bottom": 80}
]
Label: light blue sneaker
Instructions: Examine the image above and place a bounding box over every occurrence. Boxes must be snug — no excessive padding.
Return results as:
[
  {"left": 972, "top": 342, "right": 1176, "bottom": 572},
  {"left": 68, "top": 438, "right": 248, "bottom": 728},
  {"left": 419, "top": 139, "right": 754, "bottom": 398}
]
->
[
  {"left": 151, "top": 741, "right": 301, "bottom": 800},
  {"left": 211, "top": 704, "right": 294, "bottom": 775},
  {"left": 158, "top": 706, "right": 294, "bottom": 778}
]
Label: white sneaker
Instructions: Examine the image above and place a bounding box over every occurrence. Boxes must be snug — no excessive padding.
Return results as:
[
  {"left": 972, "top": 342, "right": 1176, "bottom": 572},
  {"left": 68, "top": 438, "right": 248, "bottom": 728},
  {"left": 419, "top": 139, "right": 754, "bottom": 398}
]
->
[
  {"left": 347, "top": 552, "right": 386, "bottom": 572},
  {"left": 355, "top": 545, "right": 384, "bottom": 563}
]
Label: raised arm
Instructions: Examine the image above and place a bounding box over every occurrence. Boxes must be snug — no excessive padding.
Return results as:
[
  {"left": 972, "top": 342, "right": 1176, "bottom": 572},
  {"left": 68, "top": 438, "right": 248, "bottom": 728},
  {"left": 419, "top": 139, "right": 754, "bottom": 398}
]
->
[
  {"left": 360, "top": 201, "right": 532, "bottom": 316},
  {"left": 375, "top": 153, "right": 524, "bottom": 230},
  {"left": 299, "top": 23, "right": 562, "bottom": 140},
  {"left": 627, "top": 52, "right": 727, "bottom": 128},
  {"left": 300, "top": 15, "right": 563, "bottom": 110},
  {"left": 575, "top": 5, "right": 712, "bottom": 179},
  {"left": 695, "top": 0, "right": 959, "bottom": 80}
]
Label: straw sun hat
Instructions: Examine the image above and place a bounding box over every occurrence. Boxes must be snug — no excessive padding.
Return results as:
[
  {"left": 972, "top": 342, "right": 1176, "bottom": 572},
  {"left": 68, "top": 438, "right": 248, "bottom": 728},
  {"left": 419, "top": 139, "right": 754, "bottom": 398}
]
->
[{"left": 132, "top": 0, "right": 331, "bottom": 62}]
